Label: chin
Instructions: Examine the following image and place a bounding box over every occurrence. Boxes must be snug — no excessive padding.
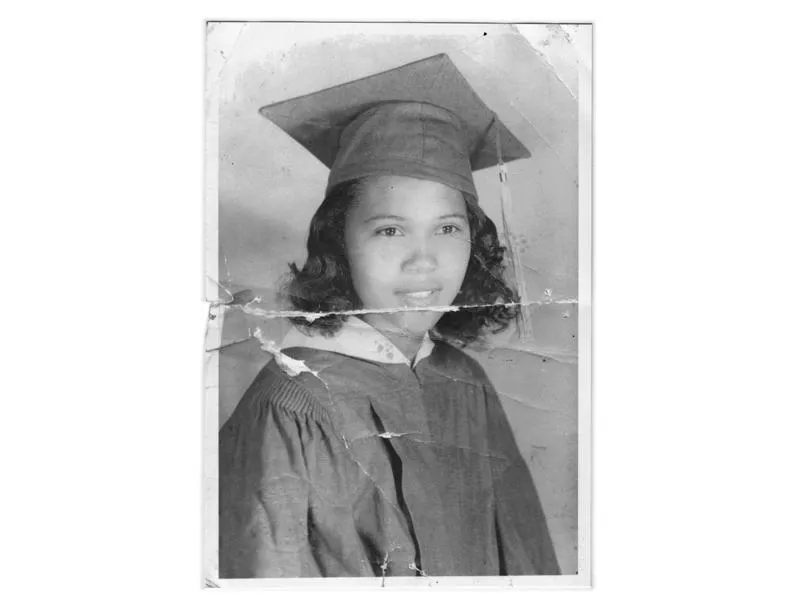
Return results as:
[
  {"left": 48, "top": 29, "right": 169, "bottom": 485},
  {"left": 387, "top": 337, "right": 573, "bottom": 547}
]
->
[{"left": 393, "top": 310, "right": 443, "bottom": 337}]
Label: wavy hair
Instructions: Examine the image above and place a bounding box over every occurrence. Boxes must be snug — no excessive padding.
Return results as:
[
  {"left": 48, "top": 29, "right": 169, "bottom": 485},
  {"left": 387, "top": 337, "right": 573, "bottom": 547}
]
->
[{"left": 283, "top": 179, "right": 520, "bottom": 345}]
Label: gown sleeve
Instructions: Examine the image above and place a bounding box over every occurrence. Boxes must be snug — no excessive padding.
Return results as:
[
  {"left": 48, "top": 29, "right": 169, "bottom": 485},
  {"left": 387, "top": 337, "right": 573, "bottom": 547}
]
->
[
  {"left": 484, "top": 381, "right": 562, "bottom": 575},
  {"left": 219, "top": 365, "right": 372, "bottom": 578}
]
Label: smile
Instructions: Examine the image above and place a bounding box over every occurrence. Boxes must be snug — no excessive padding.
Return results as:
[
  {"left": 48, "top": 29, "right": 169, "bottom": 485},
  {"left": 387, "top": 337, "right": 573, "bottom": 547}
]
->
[
  {"left": 396, "top": 288, "right": 442, "bottom": 307},
  {"left": 405, "top": 290, "right": 434, "bottom": 299}
]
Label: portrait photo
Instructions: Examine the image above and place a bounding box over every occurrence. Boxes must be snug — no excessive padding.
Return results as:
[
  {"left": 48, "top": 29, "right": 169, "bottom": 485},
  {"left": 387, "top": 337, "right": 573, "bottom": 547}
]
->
[{"left": 203, "top": 21, "right": 592, "bottom": 588}]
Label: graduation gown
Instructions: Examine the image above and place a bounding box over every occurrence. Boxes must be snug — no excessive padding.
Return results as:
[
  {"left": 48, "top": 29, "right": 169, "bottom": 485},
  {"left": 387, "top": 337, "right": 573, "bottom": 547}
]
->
[{"left": 219, "top": 321, "right": 560, "bottom": 578}]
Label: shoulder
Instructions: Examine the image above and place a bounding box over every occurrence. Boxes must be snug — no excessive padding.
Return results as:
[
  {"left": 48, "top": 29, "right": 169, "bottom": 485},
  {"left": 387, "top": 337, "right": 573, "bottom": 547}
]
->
[
  {"left": 428, "top": 340, "right": 493, "bottom": 387},
  {"left": 231, "top": 350, "right": 343, "bottom": 424}
]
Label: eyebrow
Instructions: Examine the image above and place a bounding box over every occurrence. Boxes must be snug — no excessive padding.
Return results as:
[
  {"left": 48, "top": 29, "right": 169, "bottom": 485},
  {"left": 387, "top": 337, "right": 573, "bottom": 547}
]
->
[
  {"left": 363, "top": 213, "right": 407, "bottom": 223},
  {"left": 363, "top": 212, "right": 468, "bottom": 224},
  {"left": 437, "top": 212, "right": 468, "bottom": 222}
]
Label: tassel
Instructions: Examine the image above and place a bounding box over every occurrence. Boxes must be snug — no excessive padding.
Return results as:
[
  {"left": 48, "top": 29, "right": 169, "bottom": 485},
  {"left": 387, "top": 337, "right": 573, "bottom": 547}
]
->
[{"left": 495, "top": 121, "right": 534, "bottom": 341}]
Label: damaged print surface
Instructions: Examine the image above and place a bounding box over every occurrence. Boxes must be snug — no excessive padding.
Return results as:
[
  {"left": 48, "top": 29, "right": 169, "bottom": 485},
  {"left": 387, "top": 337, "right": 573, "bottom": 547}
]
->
[{"left": 203, "top": 22, "right": 592, "bottom": 588}]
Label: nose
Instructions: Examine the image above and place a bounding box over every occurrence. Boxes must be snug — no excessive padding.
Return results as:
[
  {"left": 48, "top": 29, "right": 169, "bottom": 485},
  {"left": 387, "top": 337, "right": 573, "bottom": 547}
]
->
[{"left": 402, "top": 237, "right": 438, "bottom": 274}]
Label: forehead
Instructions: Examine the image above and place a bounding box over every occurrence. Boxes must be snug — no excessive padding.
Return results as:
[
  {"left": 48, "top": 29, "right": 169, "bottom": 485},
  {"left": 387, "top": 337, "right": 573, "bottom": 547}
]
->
[{"left": 351, "top": 175, "right": 466, "bottom": 216}]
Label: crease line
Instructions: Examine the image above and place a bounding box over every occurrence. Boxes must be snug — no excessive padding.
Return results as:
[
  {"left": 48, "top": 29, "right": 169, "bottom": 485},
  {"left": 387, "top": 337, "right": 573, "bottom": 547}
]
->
[
  {"left": 495, "top": 389, "right": 577, "bottom": 421},
  {"left": 224, "top": 298, "right": 579, "bottom": 322},
  {"left": 273, "top": 359, "right": 417, "bottom": 536},
  {"left": 206, "top": 314, "right": 578, "bottom": 365},
  {"left": 506, "top": 96, "right": 567, "bottom": 166},
  {"left": 511, "top": 23, "right": 580, "bottom": 102},
  {"left": 490, "top": 345, "right": 578, "bottom": 365},
  {"left": 509, "top": 24, "right": 579, "bottom": 103},
  {"left": 215, "top": 23, "right": 247, "bottom": 79}
]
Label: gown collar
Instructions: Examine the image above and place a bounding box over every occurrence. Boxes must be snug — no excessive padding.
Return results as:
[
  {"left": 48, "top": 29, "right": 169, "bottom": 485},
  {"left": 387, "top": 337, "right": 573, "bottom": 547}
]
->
[{"left": 280, "top": 317, "right": 434, "bottom": 368}]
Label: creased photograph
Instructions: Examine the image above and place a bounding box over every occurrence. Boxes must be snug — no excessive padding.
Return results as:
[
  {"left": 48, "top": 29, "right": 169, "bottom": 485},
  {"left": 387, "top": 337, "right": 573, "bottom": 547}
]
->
[{"left": 203, "top": 21, "right": 592, "bottom": 588}]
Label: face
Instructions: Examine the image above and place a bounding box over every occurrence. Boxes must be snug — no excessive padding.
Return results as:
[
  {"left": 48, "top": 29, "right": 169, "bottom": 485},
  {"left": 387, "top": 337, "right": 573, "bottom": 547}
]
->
[{"left": 344, "top": 175, "right": 472, "bottom": 338}]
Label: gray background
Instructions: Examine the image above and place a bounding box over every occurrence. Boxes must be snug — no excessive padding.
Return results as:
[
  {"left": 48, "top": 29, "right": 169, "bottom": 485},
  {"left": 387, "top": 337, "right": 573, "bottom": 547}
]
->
[{"left": 209, "top": 22, "right": 582, "bottom": 574}]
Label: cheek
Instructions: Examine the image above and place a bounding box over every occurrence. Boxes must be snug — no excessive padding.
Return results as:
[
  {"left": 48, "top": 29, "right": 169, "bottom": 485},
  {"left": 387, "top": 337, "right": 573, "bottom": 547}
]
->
[
  {"left": 349, "top": 244, "right": 398, "bottom": 277},
  {"left": 439, "top": 238, "right": 472, "bottom": 281},
  {"left": 347, "top": 244, "right": 400, "bottom": 300}
]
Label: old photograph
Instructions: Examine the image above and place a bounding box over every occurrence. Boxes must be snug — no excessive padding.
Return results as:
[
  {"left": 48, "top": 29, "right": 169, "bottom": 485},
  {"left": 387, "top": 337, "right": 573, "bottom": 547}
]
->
[
  {"left": 203, "top": 21, "right": 591, "bottom": 587},
  {"left": 7, "top": 5, "right": 799, "bottom": 598}
]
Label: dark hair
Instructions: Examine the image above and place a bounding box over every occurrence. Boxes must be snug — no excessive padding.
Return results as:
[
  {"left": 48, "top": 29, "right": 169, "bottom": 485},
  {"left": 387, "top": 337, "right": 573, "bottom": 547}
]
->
[{"left": 283, "top": 179, "right": 520, "bottom": 346}]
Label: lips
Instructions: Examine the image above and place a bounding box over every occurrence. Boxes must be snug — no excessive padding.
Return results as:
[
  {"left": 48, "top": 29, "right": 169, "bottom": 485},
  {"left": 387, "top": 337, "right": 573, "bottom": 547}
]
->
[
  {"left": 404, "top": 290, "right": 434, "bottom": 299},
  {"left": 395, "top": 287, "right": 442, "bottom": 307}
]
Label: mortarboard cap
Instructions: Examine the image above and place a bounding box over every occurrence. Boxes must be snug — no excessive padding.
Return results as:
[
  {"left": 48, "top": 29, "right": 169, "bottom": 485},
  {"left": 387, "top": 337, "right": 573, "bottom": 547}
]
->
[{"left": 258, "top": 53, "right": 531, "bottom": 198}]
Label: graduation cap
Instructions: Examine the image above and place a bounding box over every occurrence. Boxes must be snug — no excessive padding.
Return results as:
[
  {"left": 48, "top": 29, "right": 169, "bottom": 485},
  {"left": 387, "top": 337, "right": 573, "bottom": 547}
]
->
[
  {"left": 258, "top": 53, "right": 530, "bottom": 198},
  {"left": 259, "top": 53, "right": 535, "bottom": 339}
]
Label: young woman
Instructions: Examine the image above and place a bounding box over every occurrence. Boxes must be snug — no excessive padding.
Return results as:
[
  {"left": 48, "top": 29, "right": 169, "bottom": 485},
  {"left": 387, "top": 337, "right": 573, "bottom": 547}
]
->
[{"left": 219, "top": 54, "right": 560, "bottom": 578}]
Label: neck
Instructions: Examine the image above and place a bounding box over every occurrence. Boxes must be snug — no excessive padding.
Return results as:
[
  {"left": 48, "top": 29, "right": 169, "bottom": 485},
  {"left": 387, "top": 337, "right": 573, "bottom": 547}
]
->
[
  {"left": 359, "top": 316, "right": 425, "bottom": 363},
  {"left": 382, "top": 329, "right": 424, "bottom": 363}
]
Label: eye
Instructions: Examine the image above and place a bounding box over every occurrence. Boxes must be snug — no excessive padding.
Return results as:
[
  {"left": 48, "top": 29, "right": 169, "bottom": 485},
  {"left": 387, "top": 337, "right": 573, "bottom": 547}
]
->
[
  {"left": 375, "top": 226, "right": 400, "bottom": 237},
  {"left": 440, "top": 224, "right": 462, "bottom": 235}
]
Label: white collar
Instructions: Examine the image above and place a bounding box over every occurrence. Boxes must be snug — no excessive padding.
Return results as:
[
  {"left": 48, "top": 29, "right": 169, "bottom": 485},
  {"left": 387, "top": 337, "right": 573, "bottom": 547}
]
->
[{"left": 280, "top": 317, "right": 435, "bottom": 368}]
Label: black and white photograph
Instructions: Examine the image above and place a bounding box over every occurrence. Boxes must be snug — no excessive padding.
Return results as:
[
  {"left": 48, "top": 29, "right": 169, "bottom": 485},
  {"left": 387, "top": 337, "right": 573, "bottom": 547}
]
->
[
  {"left": 203, "top": 21, "right": 592, "bottom": 587},
  {"left": 10, "top": 5, "right": 800, "bottom": 599}
]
